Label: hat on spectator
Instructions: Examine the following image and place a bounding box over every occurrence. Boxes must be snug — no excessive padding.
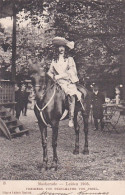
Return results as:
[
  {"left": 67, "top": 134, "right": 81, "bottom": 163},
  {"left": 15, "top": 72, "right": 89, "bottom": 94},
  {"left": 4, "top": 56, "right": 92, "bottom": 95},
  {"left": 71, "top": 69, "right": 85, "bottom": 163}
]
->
[
  {"left": 52, "top": 37, "right": 74, "bottom": 49},
  {"left": 92, "top": 83, "right": 99, "bottom": 91}
]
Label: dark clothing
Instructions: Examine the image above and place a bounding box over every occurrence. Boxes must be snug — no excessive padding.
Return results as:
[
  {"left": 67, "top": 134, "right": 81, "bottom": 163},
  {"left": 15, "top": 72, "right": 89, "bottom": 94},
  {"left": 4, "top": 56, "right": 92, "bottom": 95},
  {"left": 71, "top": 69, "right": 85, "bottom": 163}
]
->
[
  {"left": 15, "top": 89, "right": 22, "bottom": 119},
  {"left": 91, "top": 91, "right": 105, "bottom": 130},
  {"left": 15, "top": 90, "right": 26, "bottom": 119},
  {"left": 91, "top": 91, "right": 105, "bottom": 119},
  {"left": 23, "top": 91, "right": 30, "bottom": 115},
  {"left": 94, "top": 118, "right": 104, "bottom": 130},
  {"left": 15, "top": 90, "right": 20, "bottom": 104}
]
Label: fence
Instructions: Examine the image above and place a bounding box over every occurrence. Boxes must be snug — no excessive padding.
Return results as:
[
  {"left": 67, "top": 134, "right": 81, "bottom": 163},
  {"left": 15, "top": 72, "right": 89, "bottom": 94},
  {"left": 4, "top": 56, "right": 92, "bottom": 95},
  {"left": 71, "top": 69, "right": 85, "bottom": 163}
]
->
[{"left": 0, "top": 80, "right": 15, "bottom": 106}]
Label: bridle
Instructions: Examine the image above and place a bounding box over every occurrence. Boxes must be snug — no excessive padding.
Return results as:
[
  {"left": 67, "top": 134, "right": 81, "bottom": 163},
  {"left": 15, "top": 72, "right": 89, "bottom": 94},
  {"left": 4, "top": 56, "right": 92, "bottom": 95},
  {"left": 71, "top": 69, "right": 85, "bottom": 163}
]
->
[
  {"left": 35, "top": 83, "right": 55, "bottom": 97},
  {"left": 35, "top": 84, "right": 56, "bottom": 127},
  {"left": 34, "top": 77, "right": 61, "bottom": 127}
]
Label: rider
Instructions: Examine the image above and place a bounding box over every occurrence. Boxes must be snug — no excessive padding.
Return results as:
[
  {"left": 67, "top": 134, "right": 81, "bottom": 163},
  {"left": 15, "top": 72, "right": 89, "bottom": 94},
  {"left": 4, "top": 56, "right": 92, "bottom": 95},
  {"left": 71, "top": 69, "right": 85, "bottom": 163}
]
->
[{"left": 47, "top": 37, "right": 82, "bottom": 127}]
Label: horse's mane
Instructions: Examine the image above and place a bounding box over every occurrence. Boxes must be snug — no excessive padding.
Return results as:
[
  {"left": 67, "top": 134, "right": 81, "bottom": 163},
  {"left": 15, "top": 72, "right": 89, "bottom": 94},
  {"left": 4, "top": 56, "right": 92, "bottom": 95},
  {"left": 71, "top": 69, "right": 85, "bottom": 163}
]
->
[{"left": 45, "top": 74, "right": 54, "bottom": 86}]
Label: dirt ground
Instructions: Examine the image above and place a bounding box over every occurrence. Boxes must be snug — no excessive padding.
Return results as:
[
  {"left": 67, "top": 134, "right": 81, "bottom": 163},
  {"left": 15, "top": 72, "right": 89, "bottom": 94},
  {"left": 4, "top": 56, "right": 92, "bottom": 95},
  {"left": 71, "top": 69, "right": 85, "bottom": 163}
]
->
[{"left": 0, "top": 109, "right": 125, "bottom": 180}]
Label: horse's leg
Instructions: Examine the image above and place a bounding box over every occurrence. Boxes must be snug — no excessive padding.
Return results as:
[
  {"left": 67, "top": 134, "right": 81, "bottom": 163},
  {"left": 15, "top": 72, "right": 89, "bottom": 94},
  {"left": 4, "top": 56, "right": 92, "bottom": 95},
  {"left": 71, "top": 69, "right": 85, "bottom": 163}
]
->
[
  {"left": 38, "top": 122, "right": 48, "bottom": 170},
  {"left": 73, "top": 110, "right": 80, "bottom": 155},
  {"left": 82, "top": 113, "right": 89, "bottom": 155},
  {"left": 51, "top": 123, "right": 59, "bottom": 171}
]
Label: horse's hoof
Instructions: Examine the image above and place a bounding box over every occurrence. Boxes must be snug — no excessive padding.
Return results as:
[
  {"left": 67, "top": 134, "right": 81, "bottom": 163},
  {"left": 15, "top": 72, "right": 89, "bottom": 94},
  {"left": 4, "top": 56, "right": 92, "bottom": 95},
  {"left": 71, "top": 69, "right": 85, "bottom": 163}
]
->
[
  {"left": 83, "top": 150, "right": 89, "bottom": 155},
  {"left": 55, "top": 166, "right": 57, "bottom": 171},
  {"left": 50, "top": 166, "right": 57, "bottom": 171},
  {"left": 41, "top": 166, "right": 48, "bottom": 171},
  {"left": 73, "top": 149, "right": 79, "bottom": 155},
  {"left": 41, "top": 162, "right": 48, "bottom": 171},
  {"left": 50, "top": 161, "right": 57, "bottom": 171}
]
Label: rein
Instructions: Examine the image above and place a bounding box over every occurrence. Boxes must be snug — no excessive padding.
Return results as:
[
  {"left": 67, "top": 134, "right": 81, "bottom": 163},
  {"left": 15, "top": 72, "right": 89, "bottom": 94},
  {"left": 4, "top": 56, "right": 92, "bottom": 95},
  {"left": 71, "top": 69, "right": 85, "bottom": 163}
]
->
[
  {"left": 35, "top": 85, "right": 56, "bottom": 127},
  {"left": 35, "top": 83, "right": 55, "bottom": 97}
]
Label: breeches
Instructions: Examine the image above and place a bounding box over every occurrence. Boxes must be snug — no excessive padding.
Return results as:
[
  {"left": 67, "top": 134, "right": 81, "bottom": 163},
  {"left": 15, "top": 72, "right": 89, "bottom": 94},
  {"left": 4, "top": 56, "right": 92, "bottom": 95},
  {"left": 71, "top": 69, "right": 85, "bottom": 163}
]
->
[{"left": 58, "top": 79, "right": 82, "bottom": 100}]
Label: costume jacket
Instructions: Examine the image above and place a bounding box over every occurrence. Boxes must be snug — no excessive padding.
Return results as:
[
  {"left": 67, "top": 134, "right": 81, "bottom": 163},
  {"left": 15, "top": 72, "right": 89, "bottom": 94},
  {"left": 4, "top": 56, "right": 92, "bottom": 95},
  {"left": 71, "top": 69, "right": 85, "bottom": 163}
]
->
[
  {"left": 47, "top": 57, "right": 80, "bottom": 97},
  {"left": 91, "top": 91, "right": 105, "bottom": 119}
]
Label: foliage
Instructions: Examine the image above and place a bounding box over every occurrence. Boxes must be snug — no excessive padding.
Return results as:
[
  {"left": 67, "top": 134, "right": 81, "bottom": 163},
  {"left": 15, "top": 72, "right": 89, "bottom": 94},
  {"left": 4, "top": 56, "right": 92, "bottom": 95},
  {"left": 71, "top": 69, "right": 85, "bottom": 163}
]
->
[
  {"left": 52, "top": 0, "right": 125, "bottom": 83},
  {"left": 0, "top": 0, "right": 125, "bottom": 84}
]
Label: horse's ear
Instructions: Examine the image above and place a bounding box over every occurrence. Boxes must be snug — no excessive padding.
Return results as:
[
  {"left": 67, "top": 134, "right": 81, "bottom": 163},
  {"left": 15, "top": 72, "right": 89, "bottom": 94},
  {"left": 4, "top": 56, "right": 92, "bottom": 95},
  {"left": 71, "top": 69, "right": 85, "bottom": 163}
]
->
[{"left": 39, "top": 67, "right": 46, "bottom": 76}]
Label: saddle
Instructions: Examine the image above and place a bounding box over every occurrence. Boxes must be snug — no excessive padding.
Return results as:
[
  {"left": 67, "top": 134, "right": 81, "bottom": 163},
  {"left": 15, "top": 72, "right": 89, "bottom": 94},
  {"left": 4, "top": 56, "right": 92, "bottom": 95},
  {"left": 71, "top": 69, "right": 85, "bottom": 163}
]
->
[{"left": 76, "top": 83, "right": 87, "bottom": 99}]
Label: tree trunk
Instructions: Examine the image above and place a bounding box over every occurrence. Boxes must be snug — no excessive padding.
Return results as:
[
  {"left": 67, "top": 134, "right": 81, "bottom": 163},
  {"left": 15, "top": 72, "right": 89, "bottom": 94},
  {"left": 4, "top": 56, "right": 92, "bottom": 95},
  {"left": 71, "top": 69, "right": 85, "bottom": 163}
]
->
[
  {"left": 11, "top": 2, "right": 16, "bottom": 82},
  {"left": 121, "top": 50, "right": 125, "bottom": 100}
]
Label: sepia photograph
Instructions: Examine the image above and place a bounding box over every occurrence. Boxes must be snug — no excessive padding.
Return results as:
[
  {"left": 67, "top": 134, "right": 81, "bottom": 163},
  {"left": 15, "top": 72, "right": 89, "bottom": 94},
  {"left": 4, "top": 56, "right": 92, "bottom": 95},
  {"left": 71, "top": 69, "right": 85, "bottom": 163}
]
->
[{"left": 0, "top": 0, "right": 125, "bottom": 194}]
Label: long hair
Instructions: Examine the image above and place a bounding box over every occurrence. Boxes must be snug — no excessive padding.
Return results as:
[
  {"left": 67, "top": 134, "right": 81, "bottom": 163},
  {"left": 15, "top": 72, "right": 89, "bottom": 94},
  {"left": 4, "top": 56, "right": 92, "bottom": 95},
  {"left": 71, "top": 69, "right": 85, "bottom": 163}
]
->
[{"left": 52, "top": 45, "right": 70, "bottom": 62}]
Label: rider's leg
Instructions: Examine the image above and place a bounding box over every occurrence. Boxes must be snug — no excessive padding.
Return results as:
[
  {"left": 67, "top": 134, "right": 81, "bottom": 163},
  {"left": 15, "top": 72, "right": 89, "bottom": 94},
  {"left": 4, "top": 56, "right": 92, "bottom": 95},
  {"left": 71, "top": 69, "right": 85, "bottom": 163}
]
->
[
  {"left": 76, "top": 91, "right": 85, "bottom": 111},
  {"left": 68, "top": 95, "right": 75, "bottom": 127},
  {"left": 76, "top": 90, "right": 82, "bottom": 101}
]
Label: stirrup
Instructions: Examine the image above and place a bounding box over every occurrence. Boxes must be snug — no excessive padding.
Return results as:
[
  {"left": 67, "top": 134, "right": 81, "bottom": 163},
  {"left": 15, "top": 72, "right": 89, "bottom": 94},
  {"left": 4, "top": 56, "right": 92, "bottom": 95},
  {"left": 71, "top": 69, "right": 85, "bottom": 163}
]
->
[{"left": 79, "top": 99, "right": 85, "bottom": 111}]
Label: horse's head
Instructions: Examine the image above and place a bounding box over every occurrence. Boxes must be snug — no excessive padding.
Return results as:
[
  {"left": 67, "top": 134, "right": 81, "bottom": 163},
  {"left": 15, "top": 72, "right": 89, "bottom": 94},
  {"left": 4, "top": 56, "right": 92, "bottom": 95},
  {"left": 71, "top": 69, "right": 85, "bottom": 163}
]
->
[
  {"left": 30, "top": 64, "right": 55, "bottom": 100},
  {"left": 30, "top": 66, "right": 47, "bottom": 97}
]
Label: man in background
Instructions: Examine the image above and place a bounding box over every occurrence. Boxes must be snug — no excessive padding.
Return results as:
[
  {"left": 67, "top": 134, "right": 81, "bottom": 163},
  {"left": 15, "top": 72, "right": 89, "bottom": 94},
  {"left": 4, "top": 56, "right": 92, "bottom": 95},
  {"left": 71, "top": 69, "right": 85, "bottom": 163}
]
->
[
  {"left": 91, "top": 84, "right": 105, "bottom": 131},
  {"left": 23, "top": 84, "right": 30, "bottom": 116},
  {"left": 15, "top": 83, "right": 26, "bottom": 119}
]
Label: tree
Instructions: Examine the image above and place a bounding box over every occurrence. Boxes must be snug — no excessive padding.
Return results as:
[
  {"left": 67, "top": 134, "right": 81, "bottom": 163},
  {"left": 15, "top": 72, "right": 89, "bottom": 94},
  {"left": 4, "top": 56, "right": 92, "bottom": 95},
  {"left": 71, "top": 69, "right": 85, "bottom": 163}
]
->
[
  {"left": 19, "top": 0, "right": 125, "bottom": 84},
  {"left": 0, "top": 0, "right": 125, "bottom": 88}
]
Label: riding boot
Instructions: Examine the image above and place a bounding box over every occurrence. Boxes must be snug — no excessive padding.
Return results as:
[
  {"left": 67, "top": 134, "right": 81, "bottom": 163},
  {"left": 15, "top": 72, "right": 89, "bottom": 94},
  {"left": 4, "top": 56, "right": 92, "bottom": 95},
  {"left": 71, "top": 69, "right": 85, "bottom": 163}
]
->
[
  {"left": 76, "top": 91, "right": 85, "bottom": 111},
  {"left": 68, "top": 95, "right": 75, "bottom": 127}
]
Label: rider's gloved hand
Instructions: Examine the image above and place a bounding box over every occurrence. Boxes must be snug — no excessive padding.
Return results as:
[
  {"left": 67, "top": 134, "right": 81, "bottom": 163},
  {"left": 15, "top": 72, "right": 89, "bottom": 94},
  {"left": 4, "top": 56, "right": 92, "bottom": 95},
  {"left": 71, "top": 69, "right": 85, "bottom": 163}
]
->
[
  {"left": 75, "top": 81, "right": 80, "bottom": 86},
  {"left": 55, "top": 75, "right": 61, "bottom": 80}
]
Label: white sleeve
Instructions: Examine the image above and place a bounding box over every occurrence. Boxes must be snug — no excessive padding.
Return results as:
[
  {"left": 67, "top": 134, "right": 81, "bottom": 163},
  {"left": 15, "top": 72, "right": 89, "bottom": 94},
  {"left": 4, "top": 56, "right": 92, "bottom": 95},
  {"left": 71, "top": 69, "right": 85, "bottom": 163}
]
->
[{"left": 68, "top": 57, "right": 79, "bottom": 83}]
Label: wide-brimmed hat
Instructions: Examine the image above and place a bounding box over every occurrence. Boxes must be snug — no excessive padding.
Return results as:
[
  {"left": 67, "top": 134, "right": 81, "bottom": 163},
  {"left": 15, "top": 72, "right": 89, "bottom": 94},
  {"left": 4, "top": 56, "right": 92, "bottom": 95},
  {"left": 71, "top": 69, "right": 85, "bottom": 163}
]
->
[
  {"left": 91, "top": 83, "right": 99, "bottom": 90},
  {"left": 52, "top": 37, "right": 74, "bottom": 49}
]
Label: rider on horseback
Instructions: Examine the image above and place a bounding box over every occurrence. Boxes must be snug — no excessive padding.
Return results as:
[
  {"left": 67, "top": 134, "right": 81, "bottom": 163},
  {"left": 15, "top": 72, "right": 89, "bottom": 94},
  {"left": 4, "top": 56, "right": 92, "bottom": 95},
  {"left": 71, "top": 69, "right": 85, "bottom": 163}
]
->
[{"left": 47, "top": 37, "right": 83, "bottom": 127}]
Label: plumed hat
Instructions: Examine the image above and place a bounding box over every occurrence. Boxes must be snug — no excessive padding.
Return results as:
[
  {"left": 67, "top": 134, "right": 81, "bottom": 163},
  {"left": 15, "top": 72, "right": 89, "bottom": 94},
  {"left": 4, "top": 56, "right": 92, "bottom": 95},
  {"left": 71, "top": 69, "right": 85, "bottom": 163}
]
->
[{"left": 52, "top": 37, "right": 74, "bottom": 49}]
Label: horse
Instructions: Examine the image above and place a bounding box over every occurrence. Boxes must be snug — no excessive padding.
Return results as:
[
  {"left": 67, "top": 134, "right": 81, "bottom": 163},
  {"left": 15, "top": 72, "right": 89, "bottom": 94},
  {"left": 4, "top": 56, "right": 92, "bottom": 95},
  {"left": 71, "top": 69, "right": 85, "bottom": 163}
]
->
[{"left": 31, "top": 66, "right": 91, "bottom": 170}]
